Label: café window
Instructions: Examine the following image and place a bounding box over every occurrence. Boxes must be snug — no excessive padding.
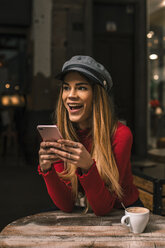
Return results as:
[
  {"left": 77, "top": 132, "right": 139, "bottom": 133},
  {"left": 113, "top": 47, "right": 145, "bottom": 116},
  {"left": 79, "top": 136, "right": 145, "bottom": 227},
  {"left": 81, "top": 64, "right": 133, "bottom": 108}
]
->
[
  {"left": 148, "top": 1, "right": 165, "bottom": 149},
  {"left": 0, "top": 34, "right": 28, "bottom": 95},
  {"left": 0, "top": 35, "right": 27, "bottom": 148}
]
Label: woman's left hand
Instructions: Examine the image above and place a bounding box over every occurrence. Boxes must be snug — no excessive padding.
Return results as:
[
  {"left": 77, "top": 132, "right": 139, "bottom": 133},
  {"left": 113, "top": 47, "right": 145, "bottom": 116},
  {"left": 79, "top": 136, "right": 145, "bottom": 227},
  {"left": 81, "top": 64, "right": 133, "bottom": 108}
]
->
[{"left": 48, "top": 139, "right": 93, "bottom": 172}]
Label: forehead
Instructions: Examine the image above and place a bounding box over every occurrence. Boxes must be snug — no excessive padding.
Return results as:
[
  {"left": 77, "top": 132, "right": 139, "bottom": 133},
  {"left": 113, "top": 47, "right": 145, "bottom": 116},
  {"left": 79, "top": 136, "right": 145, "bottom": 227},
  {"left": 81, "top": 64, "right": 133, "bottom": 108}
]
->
[{"left": 63, "top": 71, "right": 90, "bottom": 84}]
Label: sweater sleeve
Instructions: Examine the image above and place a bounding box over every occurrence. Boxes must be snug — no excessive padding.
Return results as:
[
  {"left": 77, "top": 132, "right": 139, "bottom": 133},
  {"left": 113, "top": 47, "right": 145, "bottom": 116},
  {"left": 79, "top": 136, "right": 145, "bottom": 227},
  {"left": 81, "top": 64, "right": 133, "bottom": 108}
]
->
[
  {"left": 77, "top": 124, "right": 137, "bottom": 216},
  {"left": 38, "top": 161, "right": 74, "bottom": 212},
  {"left": 77, "top": 162, "right": 116, "bottom": 216}
]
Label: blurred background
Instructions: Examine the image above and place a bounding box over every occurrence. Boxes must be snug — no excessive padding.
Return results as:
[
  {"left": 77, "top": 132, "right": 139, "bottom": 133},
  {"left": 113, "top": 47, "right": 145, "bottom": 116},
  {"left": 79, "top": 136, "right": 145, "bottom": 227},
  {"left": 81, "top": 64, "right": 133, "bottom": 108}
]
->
[{"left": 0, "top": 0, "right": 165, "bottom": 230}]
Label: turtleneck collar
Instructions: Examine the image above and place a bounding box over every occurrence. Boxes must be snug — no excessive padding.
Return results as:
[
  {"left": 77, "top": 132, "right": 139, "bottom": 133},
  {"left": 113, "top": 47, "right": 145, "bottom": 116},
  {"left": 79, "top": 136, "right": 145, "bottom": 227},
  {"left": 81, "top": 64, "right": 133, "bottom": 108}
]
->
[{"left": 76, "top": 128, "right": 91, "bottom": 137}]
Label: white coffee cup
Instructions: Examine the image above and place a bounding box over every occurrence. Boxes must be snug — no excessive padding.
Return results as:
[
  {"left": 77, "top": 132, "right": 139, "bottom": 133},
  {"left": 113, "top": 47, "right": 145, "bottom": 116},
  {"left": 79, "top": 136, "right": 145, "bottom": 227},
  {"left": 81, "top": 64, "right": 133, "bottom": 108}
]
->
[{"left": 121, "top": 206, "right": 150, "bottom": 234}]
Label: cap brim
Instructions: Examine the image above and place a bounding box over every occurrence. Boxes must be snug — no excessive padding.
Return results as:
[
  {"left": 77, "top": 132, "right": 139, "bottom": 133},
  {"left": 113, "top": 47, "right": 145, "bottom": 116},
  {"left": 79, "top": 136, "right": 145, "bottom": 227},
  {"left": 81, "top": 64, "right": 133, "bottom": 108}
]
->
[{"left": 55, "top": 67, "right": 102, "bottom": 87}]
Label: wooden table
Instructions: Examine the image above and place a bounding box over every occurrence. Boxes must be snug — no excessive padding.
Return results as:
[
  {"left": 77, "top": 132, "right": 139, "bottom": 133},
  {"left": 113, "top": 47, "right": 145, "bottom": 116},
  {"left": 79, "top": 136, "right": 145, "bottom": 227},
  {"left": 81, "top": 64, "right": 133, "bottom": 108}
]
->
[{"left": 1, "top": 209, "right": 165, "bottom": 247}]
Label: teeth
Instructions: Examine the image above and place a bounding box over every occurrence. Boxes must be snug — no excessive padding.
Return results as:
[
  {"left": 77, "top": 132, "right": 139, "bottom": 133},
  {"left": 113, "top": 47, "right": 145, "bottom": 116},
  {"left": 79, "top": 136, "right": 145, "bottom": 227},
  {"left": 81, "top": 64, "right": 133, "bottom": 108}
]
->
[
  {"left": 68, "top": 103, "right": 83, "bottom": 110},
  {"left": 68, "top": 104, "right": 82, "bottom": 107}
]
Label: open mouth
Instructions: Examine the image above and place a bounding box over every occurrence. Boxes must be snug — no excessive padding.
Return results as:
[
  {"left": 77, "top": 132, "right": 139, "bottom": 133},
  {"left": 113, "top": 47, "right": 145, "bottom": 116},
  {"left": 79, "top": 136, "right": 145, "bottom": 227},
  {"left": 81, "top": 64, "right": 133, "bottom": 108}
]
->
[{"left": 68, "top": 103, "right": 83, "bottom": 111}]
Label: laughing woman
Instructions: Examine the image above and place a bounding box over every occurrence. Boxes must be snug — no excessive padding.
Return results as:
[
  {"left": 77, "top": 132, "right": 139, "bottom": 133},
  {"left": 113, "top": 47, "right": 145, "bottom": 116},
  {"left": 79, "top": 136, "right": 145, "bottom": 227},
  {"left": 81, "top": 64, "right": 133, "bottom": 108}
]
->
[{"left": 38, "top": 55, "right": 143, "bottom": 216}]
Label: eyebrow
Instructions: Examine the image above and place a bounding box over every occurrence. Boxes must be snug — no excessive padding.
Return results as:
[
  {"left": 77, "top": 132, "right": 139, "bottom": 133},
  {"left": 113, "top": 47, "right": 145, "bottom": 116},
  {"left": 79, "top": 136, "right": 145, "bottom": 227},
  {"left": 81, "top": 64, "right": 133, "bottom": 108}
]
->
[{"left": 63, "top": 82, "right": 89, "bottom": 86}]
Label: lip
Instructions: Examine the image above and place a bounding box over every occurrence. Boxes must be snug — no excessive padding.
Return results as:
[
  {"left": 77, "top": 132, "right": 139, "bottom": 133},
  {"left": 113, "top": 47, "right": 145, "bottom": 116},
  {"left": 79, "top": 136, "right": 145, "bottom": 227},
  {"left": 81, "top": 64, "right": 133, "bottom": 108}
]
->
[
  {"left": 67, "top": 102, "right": 83, "bottom": 105},
  {"left": 69, "top": 108, "right": 83, "bottom": 114},
  {"left": 67, "top": 103, "right": 84, "bottom": 114}
]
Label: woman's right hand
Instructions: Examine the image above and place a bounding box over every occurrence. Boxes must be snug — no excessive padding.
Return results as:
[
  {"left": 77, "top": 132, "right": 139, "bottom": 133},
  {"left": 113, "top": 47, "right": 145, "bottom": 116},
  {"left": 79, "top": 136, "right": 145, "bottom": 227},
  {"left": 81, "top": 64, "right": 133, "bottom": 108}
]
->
[{"left": 39, "top": 141, "right": 60, "bottom": 173}]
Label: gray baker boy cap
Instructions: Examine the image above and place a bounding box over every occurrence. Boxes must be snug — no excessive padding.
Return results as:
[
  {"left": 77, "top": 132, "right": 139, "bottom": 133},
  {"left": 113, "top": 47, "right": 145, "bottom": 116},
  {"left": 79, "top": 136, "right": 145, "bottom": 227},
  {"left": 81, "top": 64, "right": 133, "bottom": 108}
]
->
[{"left": 56, "top": 55, "right": 113, "bottom": 93}]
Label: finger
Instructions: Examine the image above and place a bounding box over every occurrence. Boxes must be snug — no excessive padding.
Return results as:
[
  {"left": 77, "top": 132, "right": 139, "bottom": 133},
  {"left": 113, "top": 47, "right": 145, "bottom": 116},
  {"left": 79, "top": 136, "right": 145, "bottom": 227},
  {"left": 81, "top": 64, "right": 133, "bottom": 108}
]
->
[
  {"left": 60, "top": 146, "right": 81, "bottom": 155},
  {"left": 40, "top": 141, "right": 59, "bottom": 148},
  {"left": 53, "top": 148, "right": 78, "bottom": 161},
  {"left": 55, "top": 154, "right": 78, "bottom": 164},
  {"left": 41, "top": 141, "right": 67, "bottom": 151},
  {"left": 49, "top": 145, "right": 81, "bottom": 156},
  {"left": 40, "top": 141, "right": 49, "bottom": 148},
  {"left": 40, "top": 160, "right": 51, "bottom": 167},
  {"left": 41, "top": 160, "right": 54, "bottom": 167},
  {"left": 39, "top": 148, "right": 57, "bottom": 155},
  {"left": 40, "top": 155, "right": 59, "bottom": 160},
  {"left": 58, "top": 139, "right": 80, "bottom": 148},
  {"left": 39, "top": 147, "right": 48, "bottom": 155},
  {"left": 40, "top": 158, "right": 59, "bottom": 167}
]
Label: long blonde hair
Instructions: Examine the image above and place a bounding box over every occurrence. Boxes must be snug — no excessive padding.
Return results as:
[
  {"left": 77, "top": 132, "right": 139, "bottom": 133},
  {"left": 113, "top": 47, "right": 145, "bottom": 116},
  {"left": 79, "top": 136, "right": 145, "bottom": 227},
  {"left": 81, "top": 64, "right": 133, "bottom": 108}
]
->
[{"left": 55, "top": 82, "right": 122, "bottom": 202}]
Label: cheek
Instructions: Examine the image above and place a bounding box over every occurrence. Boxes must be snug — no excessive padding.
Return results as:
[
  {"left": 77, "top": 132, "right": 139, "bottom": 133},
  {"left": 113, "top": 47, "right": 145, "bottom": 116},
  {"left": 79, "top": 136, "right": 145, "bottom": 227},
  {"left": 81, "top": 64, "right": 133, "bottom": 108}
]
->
[
  {"left": 85, "top": 95, "right": 93, "bottom": 112},
  {"left": 62, "top": 93, "right": 67, "bottom": 105},
  {"left": 62, "top": 92, "right": 65, "bottom": 101}
]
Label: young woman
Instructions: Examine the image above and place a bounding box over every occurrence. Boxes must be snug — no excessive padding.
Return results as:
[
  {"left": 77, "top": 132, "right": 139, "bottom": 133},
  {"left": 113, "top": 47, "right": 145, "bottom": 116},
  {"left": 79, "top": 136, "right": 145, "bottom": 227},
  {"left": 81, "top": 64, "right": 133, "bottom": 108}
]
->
[{"left": 38, "top": 55, "right": 143, "bottom": 216}]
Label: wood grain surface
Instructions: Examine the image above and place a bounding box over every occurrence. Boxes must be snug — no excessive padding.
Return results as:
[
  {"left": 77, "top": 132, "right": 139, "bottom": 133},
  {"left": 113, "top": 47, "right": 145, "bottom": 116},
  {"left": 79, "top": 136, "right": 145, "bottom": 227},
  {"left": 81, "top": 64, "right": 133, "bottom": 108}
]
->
[
  {"left": 0, "top": 209, "right": 165, "bottom": 247},
  {"left": 133, "top": 175, "right": 154, "bottom": 193}
]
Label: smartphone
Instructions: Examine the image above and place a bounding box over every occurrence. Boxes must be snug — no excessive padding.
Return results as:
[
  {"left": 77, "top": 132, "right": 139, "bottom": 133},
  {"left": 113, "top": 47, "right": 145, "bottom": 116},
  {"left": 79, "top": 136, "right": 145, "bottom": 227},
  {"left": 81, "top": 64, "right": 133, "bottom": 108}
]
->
[{"left": 37, "top": 125, "right": 63, "bottom": 141}]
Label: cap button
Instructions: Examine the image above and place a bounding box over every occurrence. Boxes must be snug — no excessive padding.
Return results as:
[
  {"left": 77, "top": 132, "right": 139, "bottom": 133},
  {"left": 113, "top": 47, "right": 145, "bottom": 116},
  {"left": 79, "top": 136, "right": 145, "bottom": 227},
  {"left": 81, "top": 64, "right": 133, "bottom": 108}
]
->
[{"left": 103, "top": 80, "right": 107, "bottom": 86}]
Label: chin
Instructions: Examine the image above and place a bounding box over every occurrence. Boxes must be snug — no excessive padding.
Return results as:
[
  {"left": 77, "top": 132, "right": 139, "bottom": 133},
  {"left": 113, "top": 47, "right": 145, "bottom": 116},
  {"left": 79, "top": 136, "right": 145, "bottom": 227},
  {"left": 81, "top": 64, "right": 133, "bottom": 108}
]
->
[{"left": 69, "top": 117, "right": 81, "bottom": 123}]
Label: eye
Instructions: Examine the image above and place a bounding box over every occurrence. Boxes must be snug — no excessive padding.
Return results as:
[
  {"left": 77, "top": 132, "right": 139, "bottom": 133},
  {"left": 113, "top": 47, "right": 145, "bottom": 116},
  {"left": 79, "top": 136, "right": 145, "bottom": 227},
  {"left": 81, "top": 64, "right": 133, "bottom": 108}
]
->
[
  {"left": 63, "top": 85, "right": 70, "bottom": 91},
  {"left": 78, "top": 86, "right": 87, "bottom": 91}
]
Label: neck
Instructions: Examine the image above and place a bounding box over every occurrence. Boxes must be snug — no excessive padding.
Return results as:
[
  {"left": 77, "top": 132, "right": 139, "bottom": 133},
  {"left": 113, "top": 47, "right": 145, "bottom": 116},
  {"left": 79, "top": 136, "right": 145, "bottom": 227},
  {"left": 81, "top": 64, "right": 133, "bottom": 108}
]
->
[{"left": 77, "top": 119, "right": 92, "bottom": 130}]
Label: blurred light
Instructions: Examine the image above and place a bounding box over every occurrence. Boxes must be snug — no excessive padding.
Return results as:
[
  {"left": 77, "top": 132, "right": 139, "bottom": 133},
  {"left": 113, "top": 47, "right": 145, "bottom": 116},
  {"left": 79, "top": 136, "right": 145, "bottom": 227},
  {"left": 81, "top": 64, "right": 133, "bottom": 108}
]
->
[
  {"left": 154, "top": 39, "right": 158, "bottom": 44},
  {"left": 149, "top": 54, "right": 158, "bottom": 60},
  {"left": 155, "top": 107, "right": 163, "bottom": 115},
  {"left": 0, "top": 62, "right": 3, "bottom": 67},
  {"left": 153, "top": 74, "right": 159, "bottom": 80},
  {"left": 163, "top": 36, "right": 165, "bottom": 41},
  {"left": 5, "top": 83, "right": 10, "bottom": 89},
  {"left": 106, "top": 21, "right": 117, "bottom": 32},
  {"left": 1, "top": 95, "right": 25, "bottom": 106},
  {"left": 148, "top": 42, "right": 152, "bottom": 47},
  {"left": 1, "top": 96, "right": 10, "bottom": 106},
  {"left": 11, "top": 96, "right": 19, "bottom": 105},
  {"left": 147, "top": 31, "right": 154, "bottom": 39},
  {"left": 162, "top": 0, "right": 165, "bottom": 7},
  {"left": 15, "top": 85, "right": 20, "bottom": 90}
]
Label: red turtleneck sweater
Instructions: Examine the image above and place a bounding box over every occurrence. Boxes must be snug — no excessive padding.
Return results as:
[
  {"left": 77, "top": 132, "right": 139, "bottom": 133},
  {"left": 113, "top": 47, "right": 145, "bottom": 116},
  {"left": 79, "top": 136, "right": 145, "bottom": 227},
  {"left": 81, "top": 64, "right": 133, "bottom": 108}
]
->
[{"left": 38, "top": 122, "right": 139, "bottom": 216}]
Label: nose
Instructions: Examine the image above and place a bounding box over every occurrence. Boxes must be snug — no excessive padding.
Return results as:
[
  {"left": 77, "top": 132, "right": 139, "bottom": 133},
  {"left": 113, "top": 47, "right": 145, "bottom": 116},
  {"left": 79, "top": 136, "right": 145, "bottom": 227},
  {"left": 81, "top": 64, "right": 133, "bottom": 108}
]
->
[{"left": 68, "top": 87, "right": 77, "bottom": 98}]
